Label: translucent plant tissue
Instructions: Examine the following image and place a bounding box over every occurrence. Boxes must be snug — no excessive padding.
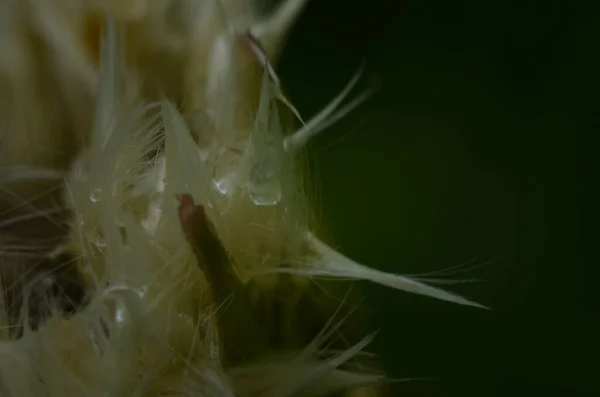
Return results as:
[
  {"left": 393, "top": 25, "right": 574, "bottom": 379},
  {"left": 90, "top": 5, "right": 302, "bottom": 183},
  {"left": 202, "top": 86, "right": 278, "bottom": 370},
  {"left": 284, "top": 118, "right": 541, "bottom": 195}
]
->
[{"left": 0, "top": 0, "right": 484, "bottom": 396}]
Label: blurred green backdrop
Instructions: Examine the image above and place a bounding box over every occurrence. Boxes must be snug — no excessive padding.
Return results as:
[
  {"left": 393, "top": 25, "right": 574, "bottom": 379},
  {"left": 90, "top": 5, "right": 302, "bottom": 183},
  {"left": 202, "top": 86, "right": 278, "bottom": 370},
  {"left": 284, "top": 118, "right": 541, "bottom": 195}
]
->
[{"left": 276, "top": 1, "right": 597, "bottom": 396}]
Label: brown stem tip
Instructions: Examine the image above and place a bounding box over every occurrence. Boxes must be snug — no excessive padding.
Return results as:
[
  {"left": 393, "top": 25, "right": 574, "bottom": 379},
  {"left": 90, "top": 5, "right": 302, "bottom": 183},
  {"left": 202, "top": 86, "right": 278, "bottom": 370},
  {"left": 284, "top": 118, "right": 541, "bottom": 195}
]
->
[{"left": 176, "top": 193, "right": 267, "bottom": 364}]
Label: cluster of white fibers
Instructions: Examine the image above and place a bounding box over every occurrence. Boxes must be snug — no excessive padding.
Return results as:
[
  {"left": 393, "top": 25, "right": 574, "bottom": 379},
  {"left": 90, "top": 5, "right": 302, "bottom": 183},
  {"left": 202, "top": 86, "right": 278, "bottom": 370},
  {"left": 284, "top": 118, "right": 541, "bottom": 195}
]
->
[{"left": 0, "top": 0, "right": 484, "bottom": 396}]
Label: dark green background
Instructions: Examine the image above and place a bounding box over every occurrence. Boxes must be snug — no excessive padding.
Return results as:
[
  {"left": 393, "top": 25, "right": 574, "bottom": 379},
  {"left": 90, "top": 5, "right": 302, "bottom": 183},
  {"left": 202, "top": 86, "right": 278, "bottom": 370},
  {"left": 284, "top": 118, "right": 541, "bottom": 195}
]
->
[{"left": 277, "top": 1, "right": 597, "bottom": 396}]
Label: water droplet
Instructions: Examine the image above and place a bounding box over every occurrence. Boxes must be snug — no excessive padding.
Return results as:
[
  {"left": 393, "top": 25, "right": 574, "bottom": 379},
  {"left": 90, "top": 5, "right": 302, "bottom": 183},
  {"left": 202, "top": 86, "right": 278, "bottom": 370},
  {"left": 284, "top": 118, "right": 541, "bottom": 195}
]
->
[
  {"left": 136, "top": 286, "right": 148, "bottom": 299},
  {"left": 90, "top": 233, "right": 106, "bottom": 248},
  {"left": 115, "top": 305, "right": 126, "bottom": 325},
  {"left": 214, "top": 177, "right": 232, "bottom": 196},
  {"left": 249, "top": 183, "right": 281, "bottom": 206},
  {"left": 247, "top": 159, "right": 281, "bottom": 206},
  {"left": 89, "top": 188, "right": 102, "bottom": 203}
]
